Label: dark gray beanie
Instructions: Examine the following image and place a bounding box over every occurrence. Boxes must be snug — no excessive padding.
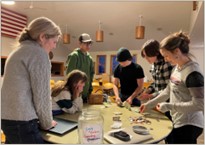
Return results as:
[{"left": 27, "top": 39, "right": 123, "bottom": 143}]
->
[{"left": 116, "top": 47, "right": 132, "bottom": 62}]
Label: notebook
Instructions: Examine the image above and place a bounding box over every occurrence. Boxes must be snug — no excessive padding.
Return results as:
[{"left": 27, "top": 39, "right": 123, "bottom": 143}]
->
[{"left": 48, "top": 117, "right": 78, "bottom": 135}]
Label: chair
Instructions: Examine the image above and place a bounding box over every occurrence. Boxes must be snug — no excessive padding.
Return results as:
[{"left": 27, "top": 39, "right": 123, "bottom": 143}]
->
[
  {"left": 1, "top": 130, "right": 5, "bottom": 143},
  {"left": 50, "top": 80, "right": 55, "bottom": 89}
]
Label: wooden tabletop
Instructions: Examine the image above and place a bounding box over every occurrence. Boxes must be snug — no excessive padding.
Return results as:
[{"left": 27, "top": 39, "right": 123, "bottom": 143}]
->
[{"left": 41, "top": 103, "right": 173, "bottom": 144}]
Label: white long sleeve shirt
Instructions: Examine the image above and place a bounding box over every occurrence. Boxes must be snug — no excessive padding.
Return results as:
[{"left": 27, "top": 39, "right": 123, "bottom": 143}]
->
[{"left": 144, "top": 61, "right": 204, "bottom": 129}]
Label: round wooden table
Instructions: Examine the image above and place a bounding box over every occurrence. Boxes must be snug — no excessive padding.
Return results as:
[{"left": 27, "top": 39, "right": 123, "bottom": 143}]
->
[{"left": 41, "top": 103, "right": 173, "bottom": 144}]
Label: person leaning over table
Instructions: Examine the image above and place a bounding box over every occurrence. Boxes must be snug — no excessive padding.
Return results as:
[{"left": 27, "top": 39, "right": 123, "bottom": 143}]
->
[
  {"left": 139, "top": 39, "right": 173, "bottom": 101},
  {"left": 139, "top": 39, "right": 173, "bottom": 125},
  {"left": 139, "top": 31, "right": 204, "bottom": 144},
  {"left": 51, "top": 70, "right": 88, "bottom": 115},
  {"left": 1, "top": 17, "right": 61, "bottom": 144},
  {"left": 112, "top": 47, "right": 145, "bottom": 106},
  {"left": 65, "top": 33, "right": 95, "bottom": 103}
]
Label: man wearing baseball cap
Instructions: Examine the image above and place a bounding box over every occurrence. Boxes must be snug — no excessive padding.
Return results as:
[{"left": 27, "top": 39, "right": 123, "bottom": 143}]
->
[
  {"left": 112, "top": 47, "right": 145, "bottom": 106},
  {"left": 66, "top": 33, "right": 94, "bottom": 103}
]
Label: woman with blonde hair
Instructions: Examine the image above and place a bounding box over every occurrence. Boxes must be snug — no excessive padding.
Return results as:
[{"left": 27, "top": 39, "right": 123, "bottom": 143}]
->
[
  {"left": 52, "top": 70, "right": 88, "bottom": 115},
  {"left": 1, "top": 17, "right": 61, "bottom": 143}
]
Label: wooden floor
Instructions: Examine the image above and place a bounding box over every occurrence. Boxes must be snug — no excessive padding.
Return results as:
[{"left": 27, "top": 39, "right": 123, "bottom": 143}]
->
[{"left": 159, "top": 131, "right": 204, "bottom": 144}]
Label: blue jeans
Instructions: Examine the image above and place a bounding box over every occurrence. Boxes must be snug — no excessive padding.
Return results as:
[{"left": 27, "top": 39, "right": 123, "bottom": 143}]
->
[
  {"left": 52, "top": 110, "right": 64, "bottom": 116},
  {"left": 1, "top": 119, "right": 44, "bottom": 144}
]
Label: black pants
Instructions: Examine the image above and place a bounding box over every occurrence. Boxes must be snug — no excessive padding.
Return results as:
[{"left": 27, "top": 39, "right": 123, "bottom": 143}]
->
[
  {"left": 166, "top": 125, "right": 203, "bottom": 144},
  {"left": 1, "top": 119, "right": 44, "bottom": 144}
]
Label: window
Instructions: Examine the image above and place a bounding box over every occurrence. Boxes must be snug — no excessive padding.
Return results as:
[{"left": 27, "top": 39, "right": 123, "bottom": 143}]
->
[
  {"left": 132, "top": 54, "right": 137, "bottom": 63},
  {"left": 110, "top": 55, "right": 118, "bottom": 75},
  {"left": 96, "top": 55, "right": 106, "bottom": 74}
]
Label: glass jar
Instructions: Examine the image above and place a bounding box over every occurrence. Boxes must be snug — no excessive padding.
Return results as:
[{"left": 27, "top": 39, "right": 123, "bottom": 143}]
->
[{"left": 78, "top": 109, "right": 104, "bottom": 144}]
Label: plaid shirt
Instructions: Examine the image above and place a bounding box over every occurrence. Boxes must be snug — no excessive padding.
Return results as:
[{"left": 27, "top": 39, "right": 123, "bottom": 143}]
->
[{"left": 149, "top": 59, "right": 173, "bottom": 97}]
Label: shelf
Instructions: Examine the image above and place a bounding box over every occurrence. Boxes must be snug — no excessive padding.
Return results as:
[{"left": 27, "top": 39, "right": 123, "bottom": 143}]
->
[{"left": 51, "top": 61, "right": 64, "bottom": 77}]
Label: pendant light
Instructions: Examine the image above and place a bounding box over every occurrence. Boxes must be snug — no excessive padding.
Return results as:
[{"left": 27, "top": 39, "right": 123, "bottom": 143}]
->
[
  {"left": 193, "top": 1, "right": 197, "bottom": 11},
  {"left": 63, "top": 24, "right": 70, "bottom": 44},
  {"left": 96, "top": 20, "right": 104, "bottom": 42},
  {"left": 135, "top": 15, "right": 145, "bottom": 39}
]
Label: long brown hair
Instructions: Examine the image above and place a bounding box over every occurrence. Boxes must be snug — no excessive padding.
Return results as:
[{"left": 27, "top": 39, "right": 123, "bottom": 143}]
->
[{"left": 51, "top": 70, "right": 87, "bottom": 98}]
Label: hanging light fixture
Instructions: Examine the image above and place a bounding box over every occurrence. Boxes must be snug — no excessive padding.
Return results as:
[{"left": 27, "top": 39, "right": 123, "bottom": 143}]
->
[
  {"left": 63, "top": 24, "right": 70, "bottom": 44},
  {"left": 135, "top": 15, "right": 145, "bottom": 39},
  {"left": 96, "top": 20, "right": 104, "bottom": 42}
]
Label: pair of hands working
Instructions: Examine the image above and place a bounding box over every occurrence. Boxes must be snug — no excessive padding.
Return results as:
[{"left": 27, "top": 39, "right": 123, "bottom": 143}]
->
[{"left": 115, "top": 93, "right": 168, "bottom": 114}]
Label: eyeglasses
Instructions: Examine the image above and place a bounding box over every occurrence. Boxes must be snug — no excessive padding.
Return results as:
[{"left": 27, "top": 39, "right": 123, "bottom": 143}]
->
[{"left": 83, "top": 42, "right": 92, "bottom": 46}]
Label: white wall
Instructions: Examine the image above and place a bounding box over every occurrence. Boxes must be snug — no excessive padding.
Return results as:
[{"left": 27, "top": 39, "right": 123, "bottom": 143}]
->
[
  {"left": 1, "top": 37, "right": 17, "bottom": 56},
  {"left": 190, "top": 46, "right": 204, "bottom": 73},
  {"left": 189, "top": 1, "right": 204, "bottom": 34}
]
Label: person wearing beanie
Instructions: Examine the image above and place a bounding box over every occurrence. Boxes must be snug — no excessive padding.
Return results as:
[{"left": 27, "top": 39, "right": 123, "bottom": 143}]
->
[
  {"left": 112, "top": 47, "right": 145, "bottom": 106},
  {"left": 65, "top": 33, "right": 95, "bottom": 103}
]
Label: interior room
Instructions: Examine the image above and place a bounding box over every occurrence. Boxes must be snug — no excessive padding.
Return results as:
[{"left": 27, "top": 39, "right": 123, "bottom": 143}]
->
[{"left": 1, "top": 1, "right": 204, "bottom": 144}]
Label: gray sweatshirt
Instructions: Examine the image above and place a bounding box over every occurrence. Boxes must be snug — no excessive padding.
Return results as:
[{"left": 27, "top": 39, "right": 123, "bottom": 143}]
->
[
  {"left": 144, "top": 61, "right": 204, "bottom": 128},
  {"left": 1, "top": 40, "right": 53, "bottom": 129}
]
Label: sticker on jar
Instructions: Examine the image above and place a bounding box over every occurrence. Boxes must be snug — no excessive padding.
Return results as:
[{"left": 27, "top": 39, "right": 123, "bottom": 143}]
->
[{"left": 82, "top": 124, "right": 103, "bottom": 143}]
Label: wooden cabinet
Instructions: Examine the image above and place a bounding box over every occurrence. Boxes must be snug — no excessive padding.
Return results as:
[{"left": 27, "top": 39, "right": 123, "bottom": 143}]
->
[{"left": 51, "top": 61, "right": 64, "bottom": 77}]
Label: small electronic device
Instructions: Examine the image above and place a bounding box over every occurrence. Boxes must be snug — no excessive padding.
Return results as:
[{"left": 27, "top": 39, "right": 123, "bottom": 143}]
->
[{"left": 111, "top": 131, "right": 131, "bottom": 141}]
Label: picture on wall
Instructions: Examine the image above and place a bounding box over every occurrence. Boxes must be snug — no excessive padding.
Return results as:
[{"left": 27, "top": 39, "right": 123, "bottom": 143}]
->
[{"left": 96, "top": 55, "right": 106, "bottom": 74}]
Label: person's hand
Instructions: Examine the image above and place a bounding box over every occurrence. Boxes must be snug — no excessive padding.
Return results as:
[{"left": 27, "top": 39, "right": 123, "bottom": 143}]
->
[
  {"left": 156, "top": 102, "right": 170, "bottom": 113},
  {"left": 139, "top": 104, "right": 146, "bottom": 113},
  {"left": 43, "top": 120, "right": 58, "bottom": 130},
  {"left": 126, "top": 97, "right": 133, "bottom": 105},
  {"left": 156, "top": 104, "right": 161, "bottom": 112},
  {"left": 73, "top": 85, "right": 82, "bottom": 99},
  {"left": 73, "top": 82, "right": 85, "bottom": 99},
  {"left": 138, "top": 92, "right": 152, "bottom": 100},
  {"left": 51, "top": 120, "right": 57, "bottom": 128},
  {"left": 115, "top": 97, "right": 122, "bottom": 106}
]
